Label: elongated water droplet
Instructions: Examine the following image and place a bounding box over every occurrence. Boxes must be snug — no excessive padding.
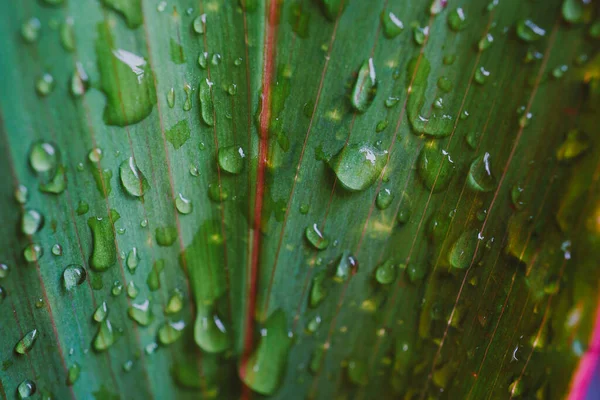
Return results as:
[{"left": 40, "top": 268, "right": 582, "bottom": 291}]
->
[
  {"left": 128, "top": 299, "right": 153, "bottom": 326},
  {"left": 417, "top": 141, "right": 454, "bottom": 192},
  {"left": 305, "top": 224, "right": 329, "bottom": 250},
  {"left": 194, "top": 305, "right": 231, "bottom": 352},
  {"left": 241, "top": 310, "right": 292, "bottom": 395},
  {"left": 93, "top": 319, "right": 115, "bottom": 351},
  {"left": 15, "top": 329, "right": 38, "bottom": 354},
  {"left": 39, "top": 164, "right": 67, "bottom": 194},
  {"left": 448, "top": 8, "right": 467, "bottom": 31},
  {"left": 17, "top": 379, "right": 36, "bottom": 398},
  {"left": 351, "top": 58, "right": 377, "bottom": 113},
  {"left": 60, "top": 17, "right": 76, "bottom": 52},
  {"left": 334, "top": 254, "right": 358, "bottom": 282},
  {"left": 467, "top": 152, "right": 496, "bottom": 192},
  {"left": 516, "top": 19, "right": 546, "bottom": 42},
  {"left": 193, "top": 14, "right": 206, "bottom": 34},
  {"left": 147, "top": 259, "right": 165, "bottom": 290},
  {"left": 120, "top": 157, "right": 149, "bottom": 197},
  {"left": 71, "top": 62, "right": 89, "bottom": 97},
  {"left": 183, "top": 83, "right": 193, "bottom": 111},
  {"left": 159, "top": 320, "right": 185, "bottom": 345},
  {"left": 413, "top": 25, "right": 429, "bottom": 44},
  {"left": 199, "top": 79, "right": 214, "bottom": 126},
  {"left": 126, "top": 247, "right": 139, "bottom": 273},
  {"left": 36, "top": 73, "right": 55, "bottom": 96},
  {"left": 218, "top": 145, "right": 245, "bottom": 174},
  {"left": 94, "top": 301, "right": 108, "bottom": 322},
  {"left": 198, "top": 52, "right": 208, "bottom": 69},
  {"left": 88, "top": 211, "right": 119, "bottom": 271},
  {"left": 167, "top": 87, "right": 175, "bottom": 108},
  {"left": 63, "top": 265, "right": 86, "bottom": 290},
  {"left": 21, "top": 209, "right": 44, "bottom": 235},
  {"left": 478, "top": 33, "right": 494, "bottom": 51},
  {"left": 66, "top": 363, "right": 80, "bottom": 385},
  {"left": 15, "top": 184, "right": 28, "bottom": 204},
  {"left": 329, "top": 144, "right": 387, "bottom": 191},
  {"left": 449, "top": 229, "right": 480, "bottom": 269},
  {"left": 96, "top": 25, "right": 156, "bottom": 125},
  {"left": 23, "top": 244, "right": 43, "bottom": 263},
  {"left": 175, "top": 193, "right": 193, "bottom": 215},
  {"left": 310, "top": 271, "right": 329, "bottom": 308},
  {"left": 169, "top": 38, "right": 186, "bottom": 64},
  {"left": 127, "top": 281, "right": 138, "bottom": 299},
  {"left": 111, "top": 280, "right": 122, "bottom": 296},
  {"left": 381, "top": 11, "right": 403, "bottom": 38},
  {"left": 0, "top": 263, "right": 9, "bottom": 279}
]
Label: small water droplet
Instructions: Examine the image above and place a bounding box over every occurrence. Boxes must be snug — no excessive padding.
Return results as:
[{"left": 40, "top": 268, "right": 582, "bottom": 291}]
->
[
  {"left": 147, "top": 259, "right": 165, "bottom": 291},
  {"left": 351, "top": 58, "right": 377, "bottom": 113},
  {"left": 63, "top": 265, "right": 86, "bottom": 290},
  {"left": 305, "top": 224, "right": 329, "bottom": 250},
  {"left": 126, "top": 247, "right": 139, "bottom": 273},
  {"left": 449, "top": 229, "right": 479, "bottom": 269},
  {"left": 66, "top": 363, "right": 80, "bottom": 385},
  {"left": 417, "top": 141, "right": 454, "bottom": 191},
  {"left": 165, "top": 288, "right": 184, "bottom": 314},
  {"left": 376, "top": 188, "right": 394, "bottom": 210},
  {"left": 158, "top": 320, "right": 185, "bottom": 345},
  {"left": 199, "top": 79, "right": 215, "bottom": 126},
  {"left": 93, "top": 301, "right": 108, "bottom": 322},
  {"left": 375, "top": 260, "right": 396, "bottom": 284},
  {"left": 15, "top": 329, "right": 38, "bottom": 355},
  {"left": 447, "top": 8, "right": 467, "bottom": 31},
  {"left": 35, "top": 73, "right": 55, "bottom": 96},
  {"left": 29, "top": 141, "right": 58, "bottom": 173},
  {"left": 192, "top": 14, "right": 206, "bottom": 34},
  {"left": 21, "top": 209, "right": 44, "bottom": 235},
  {"left": 516, "top": 19, "right": 546, "bottom": 42},
  {"left": 381, "top": 10, "right": 404, "bottom": 38},
  {"left": 474, "top": 66, "right": 490, "bottom": 84},
  {"left": 552, "top": 64, "right": 568, "bottom": 79},
  {"left": 22, "top": 18, "right": 41, "bottom": 43},
  {"left": 175, "top": 193, "right": 193, "bottom": 215},
  {"left": 60, "top": 17, "right": 76, "bottom": 52},
  {"left": 347, "top": 359, "right": 368, "bottom": 386},
  {"left": 0, "top": 263, "right": 9, "bottom": 279},
  {"left": 23, "top": 244, "right": 43, "bottom": 263},
  {"left": 93, "top": 319, "right": 115, "bottom": 351},
  {"left": 467, "top": 152, "right": 496, "bottom": 192},
  {"left": 413, "top": 25, "right": 429, "bottom": 45},
  {"left": 556, "top": 129, "right": 589, "bottom": 161},
  {"left": 128, "top": 299, "right": 153, "bottom": 326},
  {"left": 120, "top": 157, "right": 149, "bottom": 197},
  {"left": 111, "top": 280, "right": 122, "bottom": 296},
  {"left": 478, "top": 33, "right": 494, "bottom": 52},
  {"left": 15, "top": 184, "right": 28, "bottom": 204}
]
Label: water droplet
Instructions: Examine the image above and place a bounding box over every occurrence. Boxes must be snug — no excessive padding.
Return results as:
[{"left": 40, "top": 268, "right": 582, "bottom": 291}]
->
[
  {"left": 158, "top": 320, "right": 185, "bottom": 345},
  {"left": 60, "top": 17, "right": 76, "bottom": 52},
  {"left": 376, "top": 188, "right": 394, "bottom": 210},
  {"left": 467, "top": 152, "right": 496, "bottom": 192},
  {"left": 22, "top": 18, "right": 41, "bottom": 43},
  {"left": 63, "top": 265, "right": 86, "bottom": 290},
  {"left": 381, "top": 11, "right": 404, "bottom": 38},
  {"left": 23, "top": 244, "right": 43, "bottom": 263},
  {"left": 516, "top": 19, "right": 546, "bottom": 42},
  {"left": 71, "top": 62, "right": 89, "bottom": 97},
  {"left": 347, "top": 359, "right": 368, "bottom": 386},
  {"left": 376, "top": 120, "right": 388, "bottom": 132},
  {"left": 29, "top": 141, "right": 58, "bottom": 173},
  {"left": 96, "top": 25, "right": 156, "bottom": 126},
  {"left": 39, "top": 164, "right": 67, "bottom": 194},
  {"left": 17, "top": 379, "right": 36, "bottom": 398},
  {"left": 208, "top": 182, "right": 229, "bottom": 202},
  {"left": 413, "top": 25, "right": 429, "bottom": 45},
  {"left": 198, "top": 52, "right": 208, "bottom": 69},
  {"left": 111, "top": 280, "right": 122, "bottom": 296},
  {"left": 240, "top": 310, "right": 292, "bottom": 395},
  {"left": 556, "top": 129, "right": 589, "bottom": 161},
  {"left": 194, "top": 305, "right": 231, "bottom": 352},
  {"left": 474, "top": 66, "right": 490, "bottom": 84},
  {"left": 417, "top": 141, "right": 454, "bottom": 191},
  {"left": 94, "top": 302, "right": 108, "bottom": 322},
  {"left": 88, "top": 148, "right": 102, "bottom": 163},
  {"left": 375, "top": 260, "right": 396, "bottom": 284},
  {"left": 88, "top": 211, "right": 119, "bottom": 271},
  {"left": 305, "top": 315, "right": 322, "bottom": 334},
  {"left": 93, "top": 319, "right": 115, "bottom": 351},
  {"left": 218, "top": 145, "right": 245, "bottom": 174},
  {"left": 165, "top": 289, "right": 184, "bottom": 314},
  {"left": 193, "top": 14, "right": 206, "bottom": 34},
  {"left": 329, "top": 144, "right": 387, "bottom": 191},
  {"left": 478, "top": 33, "right": 494, "bottom": 52},
  {"left": 15, "top": 329, "right": 38, "bottom": 354},
  {"left": 334, "top": 254, "right": 358, "bottom": 282},
  {"left": 155, "top": 226, "right": 177, "bottom": 247},
  {"left": 147, "top": 259, "right": 165, "bottom": 291},
  {"left": 21, "top": 209, "right": 44, "bottom": 235},
  {"left": 145, "top": 342, "right": 158, "bottom": 355},
  {"left": 511, "top": 184, "right": 526, "bottom": 210},
  {"left": 66, "top": 363, "right": 80, "bottom": 385},
  {"left": 128, "top": 299, "right": 153, "bottom": 326},
  {"left": 169, "top": 38, "right": 186, "bottom": 64},
  {"left": 166, "top": 87, "right": 175, "bottom": 108},
  {"left": 127, "top": 281, "right": 138, "bottom": 299},
  {"left": 120, "top": 157, "right": 149, "bottom": 197},
  {"left": 35, "top": 73, "right": 55, "bottom": 96},
  {"left": 305, "top": 224, "right": 329, "bottom": 250},
  {"left": 199, "top": 79, "right": 215, "bottom": 126},
  {"left": 211, "top": 53, "right": 221, "bottom": 66},
  {"left": 552, "top": 64, "right": 568, "bottom": 79},
  {"left": 126, "top": 247, "right": 139, "bottom": 273},
  {"left": 122, "top": 360, "right": 133, "bottom": 372},
  {"left": 0, "top": 263, "right": 9, "bottom": 279},
  {"left": 15, "top": 184, "right": 28, "bottom": 204},
  {"left": 175, "top": 193, "right": 193, "bottom": 215},
  {"left": 508, "top": 378, "right": 524, "bottom": 397},
  {"left": 351, "top": 58, "right": 377, "bottom": 113},
  {"left": 465, "top": 131, "right": 480, "bottom": 149},
  {"left": 448, "top": 229, "right": 480, "bottom": 269},
  {"left": 35, "top": 298, "right": 44, "bottom": 308},
  {"left": 76, "top": 200, "right": 89, "bottom": 215},
  {"left": 309, "top": 271, "right": 329, "bottom": 308},
  {"left": 447, "top": 8, "right": 467, "bottom": 31},
  {"left": 182, "top": 83, "right": 193, "bottom": 111}
]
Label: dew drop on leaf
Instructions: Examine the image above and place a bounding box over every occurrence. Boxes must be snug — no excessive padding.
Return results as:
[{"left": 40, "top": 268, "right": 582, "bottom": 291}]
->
[
  {"left": 66, "top": 363, "right": 80, "bottom": 386},
  {"left": 351, "top": 58, "right": 377, "bottom": 113},
  {"left": 63, "top": 264, "right": 86, "bottom": 290},
  {"left": 218, "top": 145, "right": 245, "bottom": 174},
  {"left": 193, "top": 14, "right": 206, "bottom": 34},
  {"left": 305, "top": 315, "right": 322, "bottom": 334},
  {"left": 199, "top": 79, "right": 215, "bottom": 126},
  {"left": 347, "top": 359, "right": 368, "bottom": 386},
  {"left": 417, "top": 141, "right": 454, "bottom": 192},
  {"left": 126, "top": 247, "right": 139, "bottom": 273},
  {"left": 158, "top": 320, "right": 185, "bottom": 345},
  {"left": 76, "top": 200, "right": 89, "bottom": 215},
  {"left": 60, "top": 17, "right": 76, "bottom": 52},
  {"left": 376, "top": 188, "right": 394, "bottom": 210},
  {"left": 0, "top": 263, "right": 9, "bottom": 279},
  {"left": 556, "top": 129, "right": 589, "bottom": 161},
  {"left": 93, "top": 301, "right": 108, "bottom": 322},
  {"left": 126, "top": 281, "right": 138, "bottom": 299},
  {"left": 147, "top": 259, "right": 165, "bottom": 291},
  {"left": 71, "top": 62, "right": 89, "bottom": 97},
  {"left": 93, "top": 319, "right": 115, "bottom": 351},
  {"left": 120, "top": 157, "right": 150, "bottom": 197},
  {"left": 35, "top": 73, "right": 55, "bottom": 96},
  {"left": 23, "top": 243, "right": 43, "bottom": 263},
  {"left": 329, "top": 144, "right": 387, "bottom": 191},
  {"left": 194, "top": 305, "right": 231, "bottom": 353},
  {"left": 381, "top": 10, "right": 404, "bottom": 38},
  {"left": 15, "top": 329, "right": 38, "bottom": 355},
  {"left": 467, "top": 152, "right": 496, "bottom": 192},
  {"left": 167, "top": 87, "right": 175, "bottom": 108},
  {"left": 448, "top": 229, "right": 480, "bottom": 269},
  {"left": 447, "top": 8, "right": 467, "bottom": 31},
  {"left": 15, "top": 184, "right": 28, "bottom": 204},
  {"left": 21, "top": 18, "right": 41, "bottom": 43},
  {"left": 17, "top": 379, "right": 36, "bottom": 399},
  {"left": 128, "top": 299, "right": 153, "bottom": 326},
  {"left": 305, "top": 224, "right": 329, "bottom": 250},
  {"left": 516, "top": 19, "right": 546, "bottom": 42},
  {"left": 175, "top": 193, "right": 193, "bottom": 215},
  {"left": 165, "top": 288, "right": 184, "bottom": 314},
  {"left": 478, "top": 33, "right": 494, "bottom": 52},
  {"left": 309, "top": 270, "right": 328, "bottom": 308},
  {"left": 155, "top": 227, "right": 177, "bottom": 247},
  {"left": 375, "top": 260, "right": 396, "bottom": 284},
  {"left": 111, "top": 280, "right": 122, "bottom": 296},
  {"left": 21, "top": 209, "right": 44, "bottom": 235},
  {"left": 87, "top": 211, "right": 119, "bottom": 271},
  {"left": 29, "top": 141, "right": 58, "bottom": 173},
  {"left": 474, "top": 66, "right": 490, "bottom": 84}
]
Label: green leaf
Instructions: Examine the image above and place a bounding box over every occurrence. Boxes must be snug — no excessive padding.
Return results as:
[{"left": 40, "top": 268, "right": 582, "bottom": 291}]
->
[{"left": 0, "top": 0, "right": 599, "bottom": 399}]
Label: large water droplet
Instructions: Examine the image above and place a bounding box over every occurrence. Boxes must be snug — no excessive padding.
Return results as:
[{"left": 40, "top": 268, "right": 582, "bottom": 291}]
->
[
  {"left": 23, "top": 244, "right": 43, "bottom": 263},
  {"left": 199, "top": 79, "right": 215, "bottom": 126},
  {"left": 128, "top": 299, "right": 153, "bottom": 326},
  {"left": 93, "top": 320, "right": 115, "bottom": 351},
  {"left": 448, "top": 229, "right": 480, "bottom": 269},
  {"left": 417, "top": 141, "right": 454, "bottom": 192},
  {"left": 305, "top": 224, "right": 329, "bottom": 250},
  {"left": 17, "top": 379, "right": 36, "bottom": 399},
  {"left": 120, "top": 157, "right": 149, "bottom": 197},
  {"left": 375, "top": 260, "right": 396, "bottom": 284},
  {"left": 218, "top": 145, "right": 245, "bottom": 174},
  {"left": 175, "top": 193, "right": 193, "bottom": 215},
  {"left": 329, "top": 144, "right": 387, "bottom": 191},
  {"left": 194, "top": 305, "right": 231, "bottom": 352},
  {"left": 240, "top": 310, "right": 292, "bottom": 395},
  {"left": 21, "top": 209, "right": 44, "bottom": 235},
  {"left": 155, "top": 226, "right": 177, "bottom": 247},
  {"left": 467, "top": 152, "right": 496, "bottom": 192},
  {"left": 88, "top": 210, "right": 119, "bottom": 271}
]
